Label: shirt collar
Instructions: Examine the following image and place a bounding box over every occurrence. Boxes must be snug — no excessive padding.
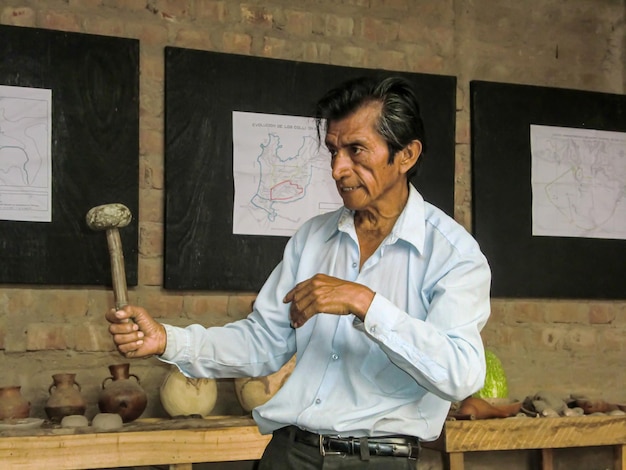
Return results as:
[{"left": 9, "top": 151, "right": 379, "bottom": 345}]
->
[
  {"left": 393, "top": 184, "right": 426, "bottom": 254},
  {"left": 334, "top": 184, "right": 426, "bottom": 253}
]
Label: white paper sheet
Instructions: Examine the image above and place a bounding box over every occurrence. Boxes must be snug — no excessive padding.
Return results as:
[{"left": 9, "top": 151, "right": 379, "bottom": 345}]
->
[
  {"left": 531, "top": 124, "right": 626, "bottom": 240},
  {"left": 232, "top": 111, "right": 343, "bottom": 237},
  {"left": 0, "top": 85, "right": 52, "bottom": 222}
]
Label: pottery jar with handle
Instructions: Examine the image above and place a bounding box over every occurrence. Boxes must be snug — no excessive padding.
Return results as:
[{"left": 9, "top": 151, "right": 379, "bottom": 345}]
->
[
  {"left": 98, "top": 363, "right": 147, "bottom": 423},
  {"left": 45, "top": 373, "right": 87, "bottom": 422}
]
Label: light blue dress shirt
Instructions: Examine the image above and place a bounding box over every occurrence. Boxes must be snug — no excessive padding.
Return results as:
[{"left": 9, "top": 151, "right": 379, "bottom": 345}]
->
[{"left": 161, "top": 185, "right": 491, "bottom": 441}]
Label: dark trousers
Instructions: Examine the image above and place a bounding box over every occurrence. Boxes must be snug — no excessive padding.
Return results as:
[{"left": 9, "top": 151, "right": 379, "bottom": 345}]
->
[{"left": 258, "top": 427, "right": 418, "bottom": 470}]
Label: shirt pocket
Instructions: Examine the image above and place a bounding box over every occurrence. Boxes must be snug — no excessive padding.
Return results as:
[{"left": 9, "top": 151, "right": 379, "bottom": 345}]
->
[{"left": 359, "top": 344, "right": 418, "bottom": 396}]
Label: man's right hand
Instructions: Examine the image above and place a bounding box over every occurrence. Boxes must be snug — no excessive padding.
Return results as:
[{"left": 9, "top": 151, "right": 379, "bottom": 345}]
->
[{"left": 105, "top": 305, "right": 167, "bottom": 358}]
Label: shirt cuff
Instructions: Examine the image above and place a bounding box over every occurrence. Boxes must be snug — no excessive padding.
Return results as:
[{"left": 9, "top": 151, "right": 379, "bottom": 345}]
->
[
  {"left": 160, "top": 324, "right": 181, "bottom": 361},
  {"left": 362, "top": 294, "right": 403, "bottom": 338}
]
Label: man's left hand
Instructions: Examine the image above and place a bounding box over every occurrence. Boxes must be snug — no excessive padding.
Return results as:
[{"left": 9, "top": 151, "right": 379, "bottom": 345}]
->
[{"left": 283, "top": 273, "right": 375, "bottom": 328}]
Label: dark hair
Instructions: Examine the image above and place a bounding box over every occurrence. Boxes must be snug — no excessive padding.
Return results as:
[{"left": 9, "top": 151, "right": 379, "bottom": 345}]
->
[{"left": 314, "top": 76, "right": 427, "bottom": 177}]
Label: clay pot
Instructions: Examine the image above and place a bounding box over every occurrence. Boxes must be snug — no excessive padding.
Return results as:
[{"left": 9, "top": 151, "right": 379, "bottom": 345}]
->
[
  {"left": 45, "top": 373, "right": 86, "bottom": 422},
  {"left": 98, "top": 363, "right": 147, "bottom": 423},
  {"left": 0, "top": 385, "right": 30, "bottom": 420}
]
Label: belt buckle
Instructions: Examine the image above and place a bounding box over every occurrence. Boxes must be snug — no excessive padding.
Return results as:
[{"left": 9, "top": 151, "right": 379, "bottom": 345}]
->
[
  {"left": 319, "top": 435, "right": 343, "bottom": 456},
  {"left": 408, "top": 442, "right": 420, "bottom": 460}
]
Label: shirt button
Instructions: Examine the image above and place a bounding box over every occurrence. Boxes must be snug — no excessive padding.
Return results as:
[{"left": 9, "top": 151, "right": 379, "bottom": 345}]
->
[
  {"left": 315, "top": 398, "right": 321, "bottom": 404},
  {"left": 352, "top": 262, "right": 357, "bottom": 268},
  {"left": 331, "top": 353, "right": 339, "bottom": 360},
  {"left": 370, "top": 326, "right": 376, "bottom": 334}
]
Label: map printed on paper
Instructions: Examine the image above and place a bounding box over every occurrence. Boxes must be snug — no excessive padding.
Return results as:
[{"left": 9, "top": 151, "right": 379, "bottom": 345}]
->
[
  {"left": 531, "top": 124, "right": 626, "bottom": 240},
  {"left": 233, "top": 111, "right": 343, "bottom": 237},
  {"left": 0, "top": 85, "right": 52, "bottom": 222}
]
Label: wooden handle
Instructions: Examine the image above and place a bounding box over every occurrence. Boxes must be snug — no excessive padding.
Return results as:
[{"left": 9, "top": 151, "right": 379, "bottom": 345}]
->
[{"left": 106, "top": 228, "right": 129, "bottom": 310}]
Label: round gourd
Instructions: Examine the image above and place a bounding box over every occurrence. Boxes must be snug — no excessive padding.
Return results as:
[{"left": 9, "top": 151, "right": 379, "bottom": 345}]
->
[
  {"left": 159, "top": 368, "right": 218, "bottom": 417},
  {"left": 474, "top": 349, "right": 509, "bottom": 399},
  {"left": 234, "top": 356, "right": 296, "bottom": 412}
]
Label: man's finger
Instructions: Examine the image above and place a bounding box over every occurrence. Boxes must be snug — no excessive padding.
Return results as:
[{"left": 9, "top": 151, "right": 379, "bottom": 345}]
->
[
  {"left": 117, "top": 340, "right": 144, "bottom": 356},
  {"left": 105, "top": 308, "right": 133, "bottom": 323}
]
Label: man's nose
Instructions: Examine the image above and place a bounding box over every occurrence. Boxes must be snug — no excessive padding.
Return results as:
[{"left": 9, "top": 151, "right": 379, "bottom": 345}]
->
[{"left": 331, "top": 151, "right": 351, "bottom": 180}]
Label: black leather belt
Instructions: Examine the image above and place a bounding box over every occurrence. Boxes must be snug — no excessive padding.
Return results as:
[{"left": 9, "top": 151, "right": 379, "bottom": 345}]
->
[{"left": 279, "top": 426, "right": 420, "bottom": 460}]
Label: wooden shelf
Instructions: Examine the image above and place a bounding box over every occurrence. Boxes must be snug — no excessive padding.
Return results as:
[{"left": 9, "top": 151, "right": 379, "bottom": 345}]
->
[
  {"left": 4, "top": 414, "right": 625, "bottom": 469},
  {"left": 0, "top": 416, "right": 271, "bottom": 470},
  {"left": 423, "top": 415, "right": 626, "bottom": 470}
]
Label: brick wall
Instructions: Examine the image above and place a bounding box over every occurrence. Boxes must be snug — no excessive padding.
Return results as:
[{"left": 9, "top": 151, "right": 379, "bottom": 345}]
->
[{"left": 0, "top": 1, "right": 624, "bottom": 466}]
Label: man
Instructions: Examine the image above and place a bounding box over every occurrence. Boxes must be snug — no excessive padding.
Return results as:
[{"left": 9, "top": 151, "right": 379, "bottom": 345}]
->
[{"left": 107, "top": 76, "right": 491, "bottom": 470}]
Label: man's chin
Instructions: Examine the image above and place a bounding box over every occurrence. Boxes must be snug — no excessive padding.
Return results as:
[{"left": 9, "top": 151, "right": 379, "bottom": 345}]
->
[{"left": 341, "top": 198, "right": 364, "bottom": 212}]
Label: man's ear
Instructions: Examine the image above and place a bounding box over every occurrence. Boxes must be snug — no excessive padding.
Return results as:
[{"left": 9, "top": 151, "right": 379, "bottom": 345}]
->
[{"left": 399, "top": 140, "right": 422, "bottom": 174}]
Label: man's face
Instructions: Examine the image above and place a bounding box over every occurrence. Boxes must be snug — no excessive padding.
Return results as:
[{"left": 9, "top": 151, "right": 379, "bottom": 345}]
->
[{"left": 325, "top": 101, "right": 406, "bottom": 212}]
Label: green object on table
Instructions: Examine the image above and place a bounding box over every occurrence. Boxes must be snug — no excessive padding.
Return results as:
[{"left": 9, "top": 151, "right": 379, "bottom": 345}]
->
[{"left": 474, "top": 349, "right": 508, "bottom": 398}]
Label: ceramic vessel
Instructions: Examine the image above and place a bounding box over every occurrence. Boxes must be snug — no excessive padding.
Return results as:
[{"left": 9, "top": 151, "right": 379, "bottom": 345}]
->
[
  {"left": 60, "top": 414, "right": 89, "bottom": 428},
  {"left": 98, "top": 363, "right": 147, "bottom": 423},
  {"left": 0, "top": 385, "right": 30, "bottom": 420},
  {"left": 45, "top": 373, "right": 86, "bottom": 422},
  {"left": 92, "top": 412, "right": 123, "bottom": 431}
]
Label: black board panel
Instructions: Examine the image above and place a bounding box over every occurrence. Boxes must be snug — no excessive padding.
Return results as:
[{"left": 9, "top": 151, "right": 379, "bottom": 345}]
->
[
  {"left": 0, "top": 25, "right": 139, "bottom": 286},
  {"left": 471, "top": 80, "right": 626, "bottom": 299},
  {"left": 165, "top": 47, "right": 456, "bottom": 291}
]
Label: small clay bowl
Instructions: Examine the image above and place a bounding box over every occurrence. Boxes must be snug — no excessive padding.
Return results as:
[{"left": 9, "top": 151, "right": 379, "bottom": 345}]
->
[
  {"left": 60, "top": 415, "right": 89, "bottom": 428},
  {"left": 91, "top": 413, "right": 123, "bottom": 431}
]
